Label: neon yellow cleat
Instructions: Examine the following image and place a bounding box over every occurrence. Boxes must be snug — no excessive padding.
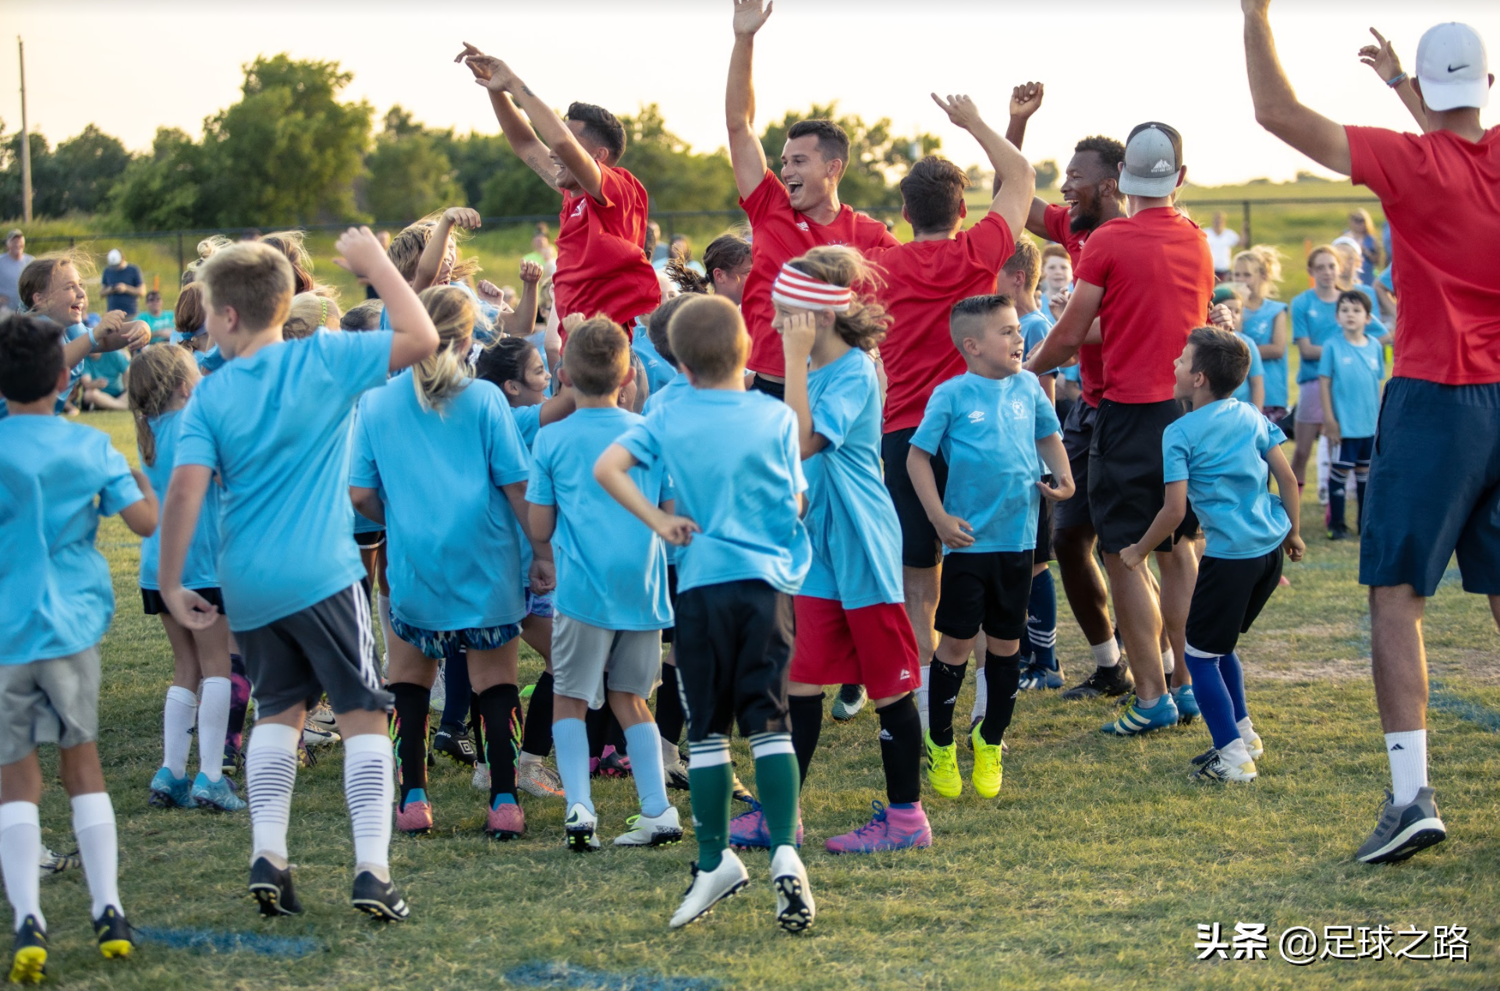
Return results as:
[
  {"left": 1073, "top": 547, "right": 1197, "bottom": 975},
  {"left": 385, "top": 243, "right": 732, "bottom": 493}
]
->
[
  {"left": 970, "top": 724, "right": 1004, "bottom": 799},
  {"left": 924, "top": 731, "right": 962, "bottom": 799}
]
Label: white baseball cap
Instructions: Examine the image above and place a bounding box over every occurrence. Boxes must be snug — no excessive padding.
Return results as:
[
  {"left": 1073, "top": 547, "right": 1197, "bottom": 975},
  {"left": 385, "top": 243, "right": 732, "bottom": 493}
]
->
[
  {"left": 107, "top": 248, "right": 122, "bottom": 265},
  {"left": 1415, "top": 22, "right": 1490, "bottom": 111}
]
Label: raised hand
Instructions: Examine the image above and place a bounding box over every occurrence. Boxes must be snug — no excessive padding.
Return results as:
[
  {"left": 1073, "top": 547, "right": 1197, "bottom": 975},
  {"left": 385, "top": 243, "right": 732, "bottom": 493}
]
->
[
  {"left": 332, "top": 226, "right": 391, "bottom": 279},
  {"left": 95, "top": 311, "right": 149, "bottom": 352},
  {"left": 1209, "top": 303, "right": 1237, "bottom": 331},
  {"left": 456, "top": 43, "right": 513, "bottom": 93},
  {"left": 518, "top": 260, "right": 544, "bottom": 284},
  {"left": 931, "top": 93, "right": 984, "bottom": 131},
  {"left": 1359, "top": 27, "right": 1402, "bottom": 81},
  {"left": 443, "top": 206, "right": 482, "bottom": 230},
  {"left": 778, "top": 310, "right": 817, "bottom": 363},
  {"left": 476, "top": 279, "right": 504, "bottom": 303},
  {"left": 732, "top": 0, "right": 773, "bottom": 38},
  {"left": 1009, "top": 81, "right": 1045, "bottom": 120}
]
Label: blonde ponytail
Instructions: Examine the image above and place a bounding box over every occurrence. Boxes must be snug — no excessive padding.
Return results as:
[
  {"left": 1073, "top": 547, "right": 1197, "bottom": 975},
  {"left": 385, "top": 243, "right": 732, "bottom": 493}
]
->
[{"left": 413, "top": 285, "right": 477, "bottom": 413}]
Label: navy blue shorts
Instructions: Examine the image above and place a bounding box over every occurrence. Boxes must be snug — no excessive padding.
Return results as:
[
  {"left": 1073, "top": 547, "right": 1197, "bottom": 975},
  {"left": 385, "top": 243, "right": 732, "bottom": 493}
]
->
[{"left": 1360, "top": 377, "right": 1500, "bottom": 596}]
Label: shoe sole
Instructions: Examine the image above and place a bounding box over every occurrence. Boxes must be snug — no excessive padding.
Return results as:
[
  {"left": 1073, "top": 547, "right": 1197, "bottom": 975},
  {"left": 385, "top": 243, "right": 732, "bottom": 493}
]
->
[
  {"left": 487, "top": 828, "right": 522, "bottom": 842},
  {"left": 433, "top": 744, "right": 477, "bottom": 767},
  {"left": 1357, "top": 820, "right": 1447, "bottom": 864},
  {"left": 671, "top": 877, "right": 749, "bottom": 929},
  {"left": 519, "top": 783, "right": 564, "bottom": 799},
  {"left": 9, "top": 947, "right": 45, "bottom": 984},
  {"left": 615, "top": 828, "right": 684, "bottom": 847},
  {"left": 566, "top": 827, "right": 599, "bottom": 853},
  {"left": 99, "top": 939, "right": 133, "bottom": 960},
  {"left": 249, "top": 884, "right": 301, "bottom": 917},
  {"left": 773, "top": 874, "right": 814, "bottom": 933},
  {"left": 830, "top": 705, "right": 865, "bottom": 721},
  {"left": 148, "top": 789, "right": 185, "bottom": 809},
  {"left": 194, "top": 795, "right": 245, "bottom": 813},
  {"left": 352, "top": 898, "right": 409, "bottom": 922}
]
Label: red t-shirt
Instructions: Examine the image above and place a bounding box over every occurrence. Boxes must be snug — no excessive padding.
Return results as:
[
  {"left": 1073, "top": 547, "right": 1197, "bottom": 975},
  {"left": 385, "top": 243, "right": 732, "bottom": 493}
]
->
[
  {"left": 1043, "top": 204, "right": 1107, "bottom": 407},
  {"left": 740, "top": 170, "right": 899, "bottom": 378},
  {"left": 1347, "top": 125, "right": 1500, "bottom": 385},
  {"left": 870, "top": 211, "right": 1016, "bottom": 433},
  {"left": 1075, "top": 207, "right": 1214, "bottom": 405},
  {"left": 553, "top": 164, "right": 661, "bottom": 332}
]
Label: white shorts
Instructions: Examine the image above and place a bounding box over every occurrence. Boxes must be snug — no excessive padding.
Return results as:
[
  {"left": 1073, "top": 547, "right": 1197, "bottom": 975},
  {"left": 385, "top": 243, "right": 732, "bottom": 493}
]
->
[
  {"left": 551, "top": 615, "right": 663, "bottom": 709},
  {"left": 0, "top": 646, "right": 102, "bottom": 765}
]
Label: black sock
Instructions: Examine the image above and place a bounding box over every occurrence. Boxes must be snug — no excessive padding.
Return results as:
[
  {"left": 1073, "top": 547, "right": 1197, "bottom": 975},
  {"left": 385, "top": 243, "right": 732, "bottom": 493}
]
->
[
  {"left": 586, "top": 703, "right": 608, "bottom": 761},
  {"left": 789, "top": 693, "right": 825, "bottom": 784},
  {"left": 389, "top": 682, "right": 430, "bottom": 804},
  {"left": 521, "top": 671, "right": 554, "bottom": 758},
  {"left": 226, "top": 653, "right": 249, "bottom": 752},
  {"left": 979, "top": 652, "right": 1023, "bottom": 746},
  {"left": 469, "top": 691, "right": 485, "bottom": 755},
  {"left": 928, "top": 660, "right": 967, "bottom": 747},
  {"left": 476, "top": 684, "right": 521, "bottom": 801},
  {"left": 876, "top": 694, "right": 923, "bottom": 806},
  {"left": 655, "top": 664, "right": 685, "bottom": 746}
]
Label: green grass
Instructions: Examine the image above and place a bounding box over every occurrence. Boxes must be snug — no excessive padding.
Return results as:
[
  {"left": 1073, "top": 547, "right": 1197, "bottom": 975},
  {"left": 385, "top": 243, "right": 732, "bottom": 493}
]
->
[{"left": 21, "top": 410, "right": 1500, "bottom": 990}]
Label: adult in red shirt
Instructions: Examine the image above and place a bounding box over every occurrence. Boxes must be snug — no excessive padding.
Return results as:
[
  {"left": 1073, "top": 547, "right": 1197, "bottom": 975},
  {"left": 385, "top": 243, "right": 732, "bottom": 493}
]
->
[
  {"left": 1027, "top": 121, "right": 1213, "bottom": 739},
  {"left": 867, "top": 93, "right": 1032, "bottom": 701},
  {"left": 459, "top": 44, "right": 660, "bottom": 334},
  {"left": 1246, "top": 1, "right": 1499, "bottom": 865},
  {"left": 726, "top": 0, "right": 898, "bottom": 398},
  {"left": 1005, "top": 82, "right": 1136, "bottom": 701}
]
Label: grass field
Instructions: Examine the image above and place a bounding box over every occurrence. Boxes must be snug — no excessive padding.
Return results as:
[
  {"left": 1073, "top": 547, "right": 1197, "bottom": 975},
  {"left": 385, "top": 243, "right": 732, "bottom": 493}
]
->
[{"left": 14, "top": 409, "right": 1497, "bottom": 990}]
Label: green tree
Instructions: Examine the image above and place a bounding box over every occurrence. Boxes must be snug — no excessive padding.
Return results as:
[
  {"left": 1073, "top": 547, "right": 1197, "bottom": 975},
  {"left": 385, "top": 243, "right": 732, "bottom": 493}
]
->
[
  {"left": 618, "top": 104, "right": 738, "bottom": 213},
  {"left": 52, "top": 125, "right": 132, "bottom": 214},
  {"left": 759, "top": 104, "right": 940, "bottom": 209},
  {"left": 0, "top": 127, "right": 60, "bottom": 218},
  {"left": 362, "top": 106, "right": 463, "bottom": 223},
  {"left": 1033, "top": 159, "right": 1059, "bottom": 191},
  {"left": 107, "top": 128, "right": 208, "bottom": 231}
]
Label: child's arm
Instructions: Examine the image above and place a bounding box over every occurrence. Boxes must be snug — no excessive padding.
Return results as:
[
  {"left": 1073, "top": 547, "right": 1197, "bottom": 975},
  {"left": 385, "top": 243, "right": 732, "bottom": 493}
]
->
[
  {"left": 527, "top": 503, "right": 556, "bottom": 543},
  {"left": 413, "top": 208, "right": 481, "bottom": 292},
  {"left": 333, "top": 226, "right": 440, "bottom": 373},
  {"left": 1250, "top": 374, "right": 1265, "bottom": 409},
  {"left": 158, "top": 464, "right": 221, "bottom": 630},
  {"left": 502, "top": 481, "right": 555, "bottom": 593},
  {"left": 118, "top": 468, "right": 159, "bottom": 537},
  {"left": 1120, "top": 481, "right": 1188, "bottom": 571},
  {"left": 64, "top": 312, "right": 149, "bottom": 371},
  {"left": 780, "top": 312, "right": 826, "bottom": 458},
  {"left": 1034, "top": 433, "right": 1075, "bottom": 502},
  {"left": 349, "top": 486, "right": 386, "bottom": 526},
  {"left": 501, "top": 262, "right": 543, "bottom": 337},
  {"left": 457, "top": 44, "right": 561, "bottom": 191},
  {"left": 907, "top": 445, "right": 973, "bottom": 550},
  {"left": 1319, "top": 375, "right": 1341, "bottom": 445},
  {"left": 1260, "top": 310, "right": 1288, "bottom": 360},
  {"left": 594, "top": 443, "right": 701, "bottom": 546},
  {"left": 930, "top": 93, "right": 1035, "bottom": 238},
  {"left": 1266, "top": 444, "right": 1305, "bottom": 562}
]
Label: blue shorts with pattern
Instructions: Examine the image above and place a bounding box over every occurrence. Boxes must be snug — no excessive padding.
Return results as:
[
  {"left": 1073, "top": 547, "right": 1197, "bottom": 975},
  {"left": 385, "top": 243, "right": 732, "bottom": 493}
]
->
[
  {"left": 526, "top": 588, "right": 555, "bottom": 619},
  {"left": 390, "top": 616, "right": 521, "bottom": 660}
]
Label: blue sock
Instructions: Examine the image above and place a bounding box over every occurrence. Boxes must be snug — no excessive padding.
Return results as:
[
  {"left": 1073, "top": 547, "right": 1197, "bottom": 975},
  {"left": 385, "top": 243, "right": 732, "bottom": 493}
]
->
[
  {"left": 1026, "top": 570, "right": 1058, "bottom": 671},
  {"left": 623, "top": 721, "right": 670, "bottom": 818},
  {"left": 552, "top": 718, "right": 593, "bottom": 814},
  {"left": 1218, "top": 652, "right": 1249, "bottom": 723},
  {"left": 1185, "top": 652, "right": 1238, "bottom": 749},
  {"left": 442, "top": 645, "right": 472, "bottom": 729}
]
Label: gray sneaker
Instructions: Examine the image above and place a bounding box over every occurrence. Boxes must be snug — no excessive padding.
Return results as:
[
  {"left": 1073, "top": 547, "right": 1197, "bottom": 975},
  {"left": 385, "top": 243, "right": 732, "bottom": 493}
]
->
[
  {"left": 1355, "top": 787, "right": 1446, "bottom": 864},
  {"left": 831, "top": 684, "right": 867, "bottom": 721}
]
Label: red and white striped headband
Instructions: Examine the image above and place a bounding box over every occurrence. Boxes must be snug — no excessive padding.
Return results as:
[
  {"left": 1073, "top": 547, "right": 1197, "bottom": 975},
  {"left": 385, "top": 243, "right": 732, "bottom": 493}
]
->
[{"left": 771, "top": 263, "right": 852, "bottom": 313}]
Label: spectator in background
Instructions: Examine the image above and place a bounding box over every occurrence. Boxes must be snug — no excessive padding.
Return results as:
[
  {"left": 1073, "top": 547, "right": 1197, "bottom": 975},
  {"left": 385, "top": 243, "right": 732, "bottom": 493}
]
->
[
  {"left": 1204, "top": 212, "right": 1241, "bottom": 282},
  {"left": 141, "top": 290, "right": 175, "bottom": 343},
  {"left": 0, "top": 229, "right": 33, "bottom": 311},
  {"left": 1343, "top": 209, "right": 1383, "bottom": 286},
  {"left": 102, "top": 248, "right": 144, "bottom": 317},
  {"left": 645, "top": 220, "right": 666, "bottom": 266},
  {"left": 522, "top": 222, "right": 559, "bottom": 275}
]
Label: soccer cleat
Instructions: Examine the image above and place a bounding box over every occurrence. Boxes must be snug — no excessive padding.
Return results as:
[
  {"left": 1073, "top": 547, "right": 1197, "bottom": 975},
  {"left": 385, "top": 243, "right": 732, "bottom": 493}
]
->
[
  {"left": 1192, "top": 736, "right": 1264, "bottom": 768},
  {"left": 351, "top": 871, "right": 409, "bottom": 922},
  {"left": 517, "top": 760, "right": 565, "bottom": 799},
  {"left": 192, "top": 772, "right": 247, "bottom": 812},
  {"left": 93, "top": 906, "right": 133, "bottom": 959},
  {"left": 831, "top": 684, "right": 868, "bottom": 721},
  {"left": 149, "top": 767, "right": 193, "bottom": 808},
  {"left": 614, "top": 806, "right": 684, "bottom": 847},
  {"left": 730, "top": 768, "right": 754, "bottom": 805},
  {"left": 1355, "top": 787, "right": 1447, "bottom": 865},
  {"left": 9, "top": 916, "right": 46, "bottom": 985},
  {"left": 1017, "top": 663, "right": 1065, "bottom": 691},
  {"left": 564, "top": 803, "right": 601, "bottom": 852},
  {"left": 1172, "top": 685, "right": 1200, "bottom": 725},
  {"left": 923, "top": 731, "right": 962, "bottom": 799},
  {"left": 1191, "top": 752, "right": 1258, "bottom": 783},
  {"left": 728, "top": 800, "right": 803, "bottom": 849},
  {"left": 663, "top": 755, "right": 691, "bottom": 791},
  {"left": 669, "top": 851, "right": 750, "bottom": 929},
  {"left": 432, "top": 726, "right": 479, "bottom": 767},
  {"left": 301, "top": 723, "right": 340, "bottom": 750},
  {"left": 824, "top": 801, "right": 932, "bottom": 854},
  {"left": 38, "top": 846, "right": 80, "bottom": 879},
  {"left": 222, "top": 742, "right": 242, "bottom": 776},
  {"left": 770, "top": 845, "right": 815, "bottom": 934},
  {"left": 249, "top": 856, "right": 303, "bottom": 917},
  {"left": 471, "top": 763, "right": 490, "bottom": 791},
  {"left": 595, "top": 746, "right": 632, "bottom": 778},
  {"left": 1327, "top": 527, "right": 1349, "bottom": 542},
  {"left": 1061, "top": 664, "right": 1134, "bottom": 700},
  {"left": 1102, "top": 695, "right": 1180, "bottom": 736},
  {"left": 485, "top": 797, "right": 525, "bottom": 841},
  {"left": 969, "top": 724, "right": 1004, "bottom": 798},
  {"left": 307, "top": 701, "right": 338, "bottom": 733},
  {"left": 396, "top": 790, "right": 434, "bottom": 834}
]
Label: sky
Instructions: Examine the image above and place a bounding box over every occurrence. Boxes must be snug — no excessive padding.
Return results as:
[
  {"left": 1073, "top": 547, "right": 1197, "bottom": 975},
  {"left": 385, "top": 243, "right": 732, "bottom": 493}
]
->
[{"left": 3, "top": 1, "right": 1498, "bottom": 189}]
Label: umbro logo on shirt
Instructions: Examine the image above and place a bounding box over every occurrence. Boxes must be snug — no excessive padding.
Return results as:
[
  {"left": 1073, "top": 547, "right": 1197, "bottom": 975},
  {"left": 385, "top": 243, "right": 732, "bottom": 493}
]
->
[{"left": 967, "top": 410, "right": 986, "bottom": 424}]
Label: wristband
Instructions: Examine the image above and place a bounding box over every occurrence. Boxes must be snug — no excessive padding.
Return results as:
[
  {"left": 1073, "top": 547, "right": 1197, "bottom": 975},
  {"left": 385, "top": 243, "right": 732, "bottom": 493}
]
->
[
  {"left": 87, "top": 326, "right": 99, "bottom": 349},
  {"left": 1386, "top": 71, "right": 1408, "bottom": 88}
]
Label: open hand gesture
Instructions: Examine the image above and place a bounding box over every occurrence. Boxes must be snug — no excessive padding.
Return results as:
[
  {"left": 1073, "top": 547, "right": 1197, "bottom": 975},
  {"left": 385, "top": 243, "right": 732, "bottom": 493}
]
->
[
  {"left": 732, "top": 0, "right": 773, "bottom": 38},
  {"left": 778, "top": 310, "right": 817, "bottom": 363},
  {"left": 456, "top": 43, "right": 513, "bottom": 93},
  {"left": 1009, "top": 81, "right": 1045, "bottom": 120},
  {"left": 1359, "top": 27, "right": 1402, "bottom": 81},
  {"left": 332, "top": 226, "right": 390, "bottom": 280},
  {"left": 931, "top": 93, "right": 984, "bottom": 131}
]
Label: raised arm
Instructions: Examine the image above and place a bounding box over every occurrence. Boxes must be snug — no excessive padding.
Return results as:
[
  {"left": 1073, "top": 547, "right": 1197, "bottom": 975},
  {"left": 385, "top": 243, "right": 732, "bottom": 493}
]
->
[
  {"left": 501, "top": 261, "right": 543, "bottom": 337},
  {"left": 413, "top": 207, "right": 480, "bottom": 292},
  {"left": 1360, "top": 27, "right": 1430, "bottom": 133},
  {"left": 333, "top": 226, "right": 440, "bottom": 373},
  {"left": 500, "top": 66, "right": 605, "bottom": 200},
  {"left": 457, "top": 43, "right": 560, "bottom": 191},
  {"left": 932, "top": 93, "right": 1035, "bottom": 239},
  {"left": 726, "top": 0, "right": 774, "bottom": 200},
  {"left": 779, "top": 312, "right": 826, "bottom": 458},
  {"left": 999, "top": 81, "right": 1054, "bottom": 240},
  {"left": 1243, "top": 0, "right": 1352, "bottom": 175}
]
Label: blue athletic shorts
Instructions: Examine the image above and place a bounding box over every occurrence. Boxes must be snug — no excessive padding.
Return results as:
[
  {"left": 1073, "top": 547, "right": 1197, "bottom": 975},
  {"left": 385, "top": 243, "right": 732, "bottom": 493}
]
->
[
  {"left": 390, "top": 616, "right": 521, "bottom": 660},
  {"left": 1360, "top": 377, "right": 1500, "bottom": 596}
]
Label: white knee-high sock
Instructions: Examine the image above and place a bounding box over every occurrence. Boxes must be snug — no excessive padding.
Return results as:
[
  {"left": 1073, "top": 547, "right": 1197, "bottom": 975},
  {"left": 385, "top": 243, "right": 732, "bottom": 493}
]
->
[
  {"left": 162, "top": 685, "right": 198, "bottom": 777},
  {"left": 0, "top": 802, "right": 43, "bottom": 931},
  {"left": 970, "top": 667, "right": 988, "bottom": 722},
  {"left": 246, "top": 722, "right": 300, "bottom": 864},
  {"left": 1385, "top": 729, "right": 1428, "bottom": 806},
  {"left": 343, "top": 734, "right": 394, "bottom": 880},
  {"left": 917, "top": 664, "right": 931, "bottom": 734},
  {"left": 197, "top": 678, "right": 232, "bottom": 782},
  {"left": 71, "top": 793, "right": 121, "bottom": 917}
]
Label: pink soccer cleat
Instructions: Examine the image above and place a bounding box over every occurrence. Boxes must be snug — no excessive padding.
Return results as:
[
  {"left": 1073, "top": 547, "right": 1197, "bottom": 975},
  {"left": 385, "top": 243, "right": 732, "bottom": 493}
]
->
[
  {"left": 824, "top": 801, "right": 933, "bottom": 854},
  {"left": 485, "top": 797, "right": 525, "bottom": 841}
]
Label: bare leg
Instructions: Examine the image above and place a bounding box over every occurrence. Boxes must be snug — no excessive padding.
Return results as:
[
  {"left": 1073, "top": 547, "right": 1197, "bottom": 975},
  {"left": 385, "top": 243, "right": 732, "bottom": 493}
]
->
[
  {"left": 1291, "top": 421, "right": 1322, "bottom": 487},
  {"left": 1103, "top": 553, "right": 1166, "bottom": 702},
  {"left": 1369, "top": 585, "right": 1428, "bottom": 734},
  {"left": 1156, "top": 544, "right": 1198, "bottom": 689},
  {"left": 902, "top": 566, "right": 940, "bottom": 661},
  {"left": 1053, "top": 524, "right": 1114, "bottom": 646}
]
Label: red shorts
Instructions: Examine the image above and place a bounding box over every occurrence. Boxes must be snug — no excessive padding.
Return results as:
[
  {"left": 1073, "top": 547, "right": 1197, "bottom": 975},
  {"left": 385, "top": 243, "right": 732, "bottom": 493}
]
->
[{"left": 789, "top": 597, "right": 922, "bottom": 701}]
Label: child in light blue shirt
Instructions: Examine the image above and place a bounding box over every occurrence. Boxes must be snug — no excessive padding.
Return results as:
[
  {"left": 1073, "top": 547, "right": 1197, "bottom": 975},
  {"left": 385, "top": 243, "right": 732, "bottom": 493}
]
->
[{"left": 1318, "top": 290, "right": 1385, "bottom": 539}]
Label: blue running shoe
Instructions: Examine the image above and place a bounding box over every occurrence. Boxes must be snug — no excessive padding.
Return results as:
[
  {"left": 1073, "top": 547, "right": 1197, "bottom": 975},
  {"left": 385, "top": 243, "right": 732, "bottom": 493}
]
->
[
  {"left": 1172, "top": 685, "right": 1199, "bottom": 725},
  {"left": 192, "top": 772, "right": 247, "bottom": 812},
  {"left": 148, "top": 768, "right": 192, "bottom": 809},
  {"left": 1017, "top": 663, "right": 1065, "bottom": 691},
  {"left": 1102, "top": 694, "right": 1180, "bottom": 736}
]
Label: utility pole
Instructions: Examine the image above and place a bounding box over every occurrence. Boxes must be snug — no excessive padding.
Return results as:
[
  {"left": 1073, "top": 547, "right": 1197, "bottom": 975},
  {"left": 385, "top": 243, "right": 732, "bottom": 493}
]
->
[{"left": 19, "top": 37, "right": 32, "bottom": 223}]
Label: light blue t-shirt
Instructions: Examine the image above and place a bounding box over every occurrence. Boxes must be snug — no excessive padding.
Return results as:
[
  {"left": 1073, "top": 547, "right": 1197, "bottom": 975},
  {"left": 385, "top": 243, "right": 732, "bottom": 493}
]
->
[
  {"left": 1230, "top": 331, "right": 1266, "bottom": 407},
  {"left": 1318, "top": 335, "right": 1385, "bottom": 439},
  {"left": 1240, "top": 299, "right": 1289, "bottom": 408},
  {"left": 617, "top": 389, "right": 810, "bottom": 596},
  {"left": 798, "top": 349, "right": 903, "bottom": 609},
  {"left": 0, "top": 416, "right": 143, "bottom": 664},
  {"left": 910, "top": 371, "right": 1061, "bottom": 555},
  {"left": 1162, "top": 399, "right": 1291, "bottom": 560},
  {"left": 529, "top": 407, "right": 673, "bottom": 630},
  {"left": 1019, "top": 310, "right": 1058, "bottom": 379},
  {"left": 195, "top": 345, "right": 227, "bottom": 373},
  {"left": 643, "top": 373, "right": 691, "bottom": 415},
  {"left": 632, "top": 322, "right": 677, "bottom": 398},
  {"left": 139, "top": 409, "right": 219, "bottom": 591},
  {"left": 175, "top": 331, "right": 393, "bottom": 631},
  {"left": 352, "top": 375, "right": 531, "bottom": 630},
  {"left": 1290, "top": 287, "right": 1386, "bottom": 384}
]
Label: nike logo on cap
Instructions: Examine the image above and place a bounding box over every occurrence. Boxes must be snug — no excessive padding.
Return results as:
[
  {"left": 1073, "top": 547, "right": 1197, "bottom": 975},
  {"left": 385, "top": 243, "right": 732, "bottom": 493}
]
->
[{"left": 1449, "top": 63, "right": 1470, "bottom": 72}]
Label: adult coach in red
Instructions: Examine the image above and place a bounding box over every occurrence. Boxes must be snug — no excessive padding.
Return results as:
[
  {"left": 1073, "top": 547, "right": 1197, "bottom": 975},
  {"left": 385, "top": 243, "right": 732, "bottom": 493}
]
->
[
  {"left": 458, "top": 44, "right": 660, "bottom": 333},
  {"left": 1245, "top": 1, "right": 1497, "bottom": 865},
  {"left": 725, "top": 0, "right": 898, "bottom": 398},
  {"left": 1027, "top": 122, "right": 1213, "bottom": 739}
]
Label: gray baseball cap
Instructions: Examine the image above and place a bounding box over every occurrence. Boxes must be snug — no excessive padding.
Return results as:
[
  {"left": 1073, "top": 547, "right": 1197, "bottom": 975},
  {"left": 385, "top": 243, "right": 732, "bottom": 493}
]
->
[{"left": 1118, "top": 122, "right": 1184, "bottom": 197}]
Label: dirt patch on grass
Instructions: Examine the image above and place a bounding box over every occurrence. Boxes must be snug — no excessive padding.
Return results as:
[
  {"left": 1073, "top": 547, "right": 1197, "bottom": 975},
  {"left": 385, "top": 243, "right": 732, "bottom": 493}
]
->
[{"left": 1241, "top": 640, "right": 1499, "bottom": 684}]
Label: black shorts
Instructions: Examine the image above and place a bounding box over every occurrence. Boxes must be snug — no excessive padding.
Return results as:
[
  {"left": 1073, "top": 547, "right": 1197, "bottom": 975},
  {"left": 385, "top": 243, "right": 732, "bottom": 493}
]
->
[
  {"left": 749, "top": 375, "right": 785, "bottom": 401},
  {"left": 1089, "top": 398, "right": 1199, "bottom": 554},
  {"left": 353, "top": 528, "right": 386, "bottom": 549},
  {"left": 235, "top": 583, "right": 392, "bottom": 719},
  {"left": 142, "top": 586, "right": 223, "bottom": 617},
  {"left": 882, "top": 427, "right": 949, "bottom": 569},
  {"left": 1034, "top": 487, "right": 1054, "bottom": 565},
  {"left": 661, "top": 565, "right": 679, "bottom": 646},
  {"left": 1184, "top": 551, "right": 1284, "bottom": 656},
  {"left": 674, "top": 579, "right": 793, "bottom": 743},
  {"left": 1053, "top": 399, "right": 1096, "bottom": 532},
  {"left": 933, "top": 550, "right": 1033, "bottom": 642}
]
